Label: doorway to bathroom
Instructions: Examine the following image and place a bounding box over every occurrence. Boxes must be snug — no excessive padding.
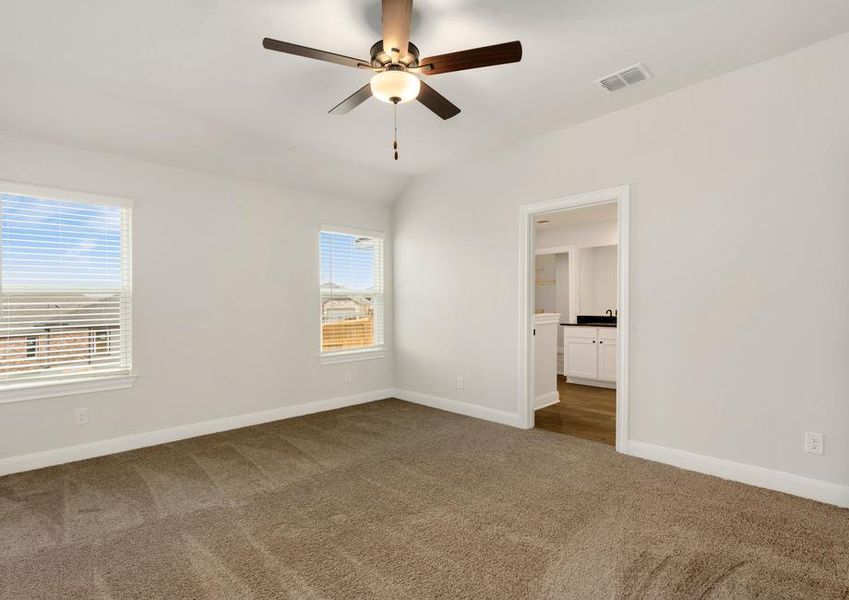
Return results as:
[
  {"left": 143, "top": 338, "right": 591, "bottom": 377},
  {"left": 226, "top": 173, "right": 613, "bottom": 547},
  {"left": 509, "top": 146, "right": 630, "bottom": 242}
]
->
[{"left": 519, "top": 186, "right": 629, "bottom": 452}]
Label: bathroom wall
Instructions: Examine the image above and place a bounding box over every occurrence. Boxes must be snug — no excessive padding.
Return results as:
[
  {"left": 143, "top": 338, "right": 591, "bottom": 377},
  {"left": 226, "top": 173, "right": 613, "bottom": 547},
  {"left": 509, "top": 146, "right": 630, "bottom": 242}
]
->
[{"left": 578, "top": 245, "right": 618, "bottom": 316}]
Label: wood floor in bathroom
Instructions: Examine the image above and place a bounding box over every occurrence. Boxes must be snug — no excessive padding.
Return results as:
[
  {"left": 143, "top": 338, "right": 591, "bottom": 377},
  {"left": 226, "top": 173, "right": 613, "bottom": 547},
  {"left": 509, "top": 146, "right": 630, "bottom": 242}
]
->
[{"left": 535, "top": 375, "right": 616, "bottom": 445}]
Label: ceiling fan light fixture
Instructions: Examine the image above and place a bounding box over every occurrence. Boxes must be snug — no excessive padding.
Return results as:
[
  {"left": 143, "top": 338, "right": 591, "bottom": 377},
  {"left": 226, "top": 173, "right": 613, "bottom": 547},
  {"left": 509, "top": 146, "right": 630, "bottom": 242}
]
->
[{"left": 370, "top": 70, "right": 421, "bottom": 104}]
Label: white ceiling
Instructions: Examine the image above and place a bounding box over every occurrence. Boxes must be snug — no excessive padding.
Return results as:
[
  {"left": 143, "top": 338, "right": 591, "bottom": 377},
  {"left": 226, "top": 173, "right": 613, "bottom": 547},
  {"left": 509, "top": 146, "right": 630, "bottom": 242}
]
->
[
  {"left": 535, "top": 202, "right": 617, "bottom": 230},
  {"left": 1, "top": 0, "right": 847, "bottom": 202}
]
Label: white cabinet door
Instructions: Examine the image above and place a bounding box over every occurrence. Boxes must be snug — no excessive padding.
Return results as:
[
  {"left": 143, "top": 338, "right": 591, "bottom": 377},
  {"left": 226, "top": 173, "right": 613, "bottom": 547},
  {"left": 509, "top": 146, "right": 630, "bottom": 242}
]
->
[
  {"left": 565, "top": 337, "right": 598, "bottom": 379},
  {"left": 597, "top": 330, "right": 617, "bottom": 382}
]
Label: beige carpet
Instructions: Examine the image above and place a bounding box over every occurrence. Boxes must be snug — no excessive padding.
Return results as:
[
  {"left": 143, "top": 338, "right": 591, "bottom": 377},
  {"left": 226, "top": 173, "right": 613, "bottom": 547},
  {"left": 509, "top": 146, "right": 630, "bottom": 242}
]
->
[{"left": 1, "top": 399, "right": 847, "bottom": 599}]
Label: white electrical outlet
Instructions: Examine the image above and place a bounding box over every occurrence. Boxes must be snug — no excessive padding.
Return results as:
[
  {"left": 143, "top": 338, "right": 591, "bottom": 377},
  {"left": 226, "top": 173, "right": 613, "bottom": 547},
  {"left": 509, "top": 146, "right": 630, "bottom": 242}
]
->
[
  {"left": 805, "top": 432, "right": 824, "bottom": 455},
  {"left": 343, "top": 371, "right": 352, "bottom": 384},
  {"left": 75, "top": 408, "right": 89, "bottom": 426},
  {"left": 457, "top": 376, "right": 464, "bottom": 391}
]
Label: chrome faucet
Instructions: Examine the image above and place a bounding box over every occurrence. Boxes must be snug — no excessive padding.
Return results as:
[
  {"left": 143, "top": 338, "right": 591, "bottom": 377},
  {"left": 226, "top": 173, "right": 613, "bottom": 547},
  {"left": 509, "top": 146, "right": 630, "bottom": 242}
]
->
[{"left": 605, "top": 309, "right": 613, "bottom": 317}]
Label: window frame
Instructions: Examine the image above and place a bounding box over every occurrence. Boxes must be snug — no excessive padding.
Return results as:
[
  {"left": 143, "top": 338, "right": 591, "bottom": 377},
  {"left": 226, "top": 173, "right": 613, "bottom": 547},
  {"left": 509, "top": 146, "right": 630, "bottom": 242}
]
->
[
  {"left": 0, "top": 181, "right": 136, "bottom": 404},
  {"left": 318, "top": 225, "right": 386, "bottom": 365}
]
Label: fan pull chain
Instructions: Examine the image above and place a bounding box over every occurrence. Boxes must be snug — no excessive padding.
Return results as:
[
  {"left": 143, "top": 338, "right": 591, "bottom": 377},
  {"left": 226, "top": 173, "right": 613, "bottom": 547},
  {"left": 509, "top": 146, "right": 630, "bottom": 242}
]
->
[{"left": 393, "top": 101, "right": 399, "bottom": 161}]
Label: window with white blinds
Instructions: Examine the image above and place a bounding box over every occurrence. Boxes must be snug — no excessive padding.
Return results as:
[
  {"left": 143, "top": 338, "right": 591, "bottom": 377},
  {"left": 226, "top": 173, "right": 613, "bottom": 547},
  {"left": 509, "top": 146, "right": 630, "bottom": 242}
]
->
[
  {"left": 0, "top": 190, "right": 132, "bottom": 387},
  {"left": 319, "top": 229, "right": 384, "bottom": 354}
]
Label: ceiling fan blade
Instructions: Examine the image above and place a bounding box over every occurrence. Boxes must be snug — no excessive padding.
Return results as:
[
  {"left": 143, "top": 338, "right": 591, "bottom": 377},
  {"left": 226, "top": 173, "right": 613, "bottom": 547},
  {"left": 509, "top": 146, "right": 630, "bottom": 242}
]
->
[
  {"left": 262, "top": 38, "right": 370, "bottom": 69},
  {"left": 328, "top": 84, "right": 373, "bottom": 115},
  {"left": 382, "top": 0, "right": 412, "bottom": 61},
  {"left": 419, "top": 41, "right": 522, "bottom": 76},
  {"left": 417, "top": 81, "right": 460, "bottom": 120}
]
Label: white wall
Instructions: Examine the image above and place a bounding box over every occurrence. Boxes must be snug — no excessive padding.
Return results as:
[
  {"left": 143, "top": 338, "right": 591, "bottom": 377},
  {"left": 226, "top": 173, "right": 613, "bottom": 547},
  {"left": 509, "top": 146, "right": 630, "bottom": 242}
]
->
[
  {"left": 579, "top": 245, "right": 618, "bottom": 315},
  {"left": 0, "top": 134, "right": 394, "bottom": 460},
  {"left": 533, "top": 315, "right": 559, "bottom": 409},
  {"left": 394, "top": 34, "right": 849, "bottom": 488},
  {"left": 536, "top": 220, "right": 617, "bottom": 251},
  {"left": 536, "top": 218, "right": 617, "bottom": 323}
]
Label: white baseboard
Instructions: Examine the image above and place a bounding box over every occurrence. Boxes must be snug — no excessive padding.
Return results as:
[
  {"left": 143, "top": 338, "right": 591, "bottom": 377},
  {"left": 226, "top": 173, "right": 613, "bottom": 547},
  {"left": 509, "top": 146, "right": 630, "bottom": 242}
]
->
[
  {"left": 392, "top": 389, "right": 522, "bottom": 428},
  {"left": 11, "top": 391, "right": 843, "bottom": 510},
  {"left": 0, "top": 389, "right": 394, "bottom": 477},
  {"left": 628, "top": 440, "right": 849, "bottom": 509},
  {"left": 534, "top": 391, "right": 559, "bottom": 410}
]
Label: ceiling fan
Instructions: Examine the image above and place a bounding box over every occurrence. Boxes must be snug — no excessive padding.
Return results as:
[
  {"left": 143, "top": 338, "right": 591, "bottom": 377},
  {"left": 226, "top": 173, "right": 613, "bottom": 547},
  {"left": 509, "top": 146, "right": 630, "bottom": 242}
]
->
[{"left": 262, "top": 0, "right": 522, "bottom": 158}]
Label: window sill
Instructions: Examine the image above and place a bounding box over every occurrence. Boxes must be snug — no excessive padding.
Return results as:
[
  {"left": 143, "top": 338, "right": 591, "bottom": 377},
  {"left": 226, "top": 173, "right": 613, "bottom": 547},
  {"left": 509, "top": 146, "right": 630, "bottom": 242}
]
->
[
  {"left": 319, "top": 347, "right": 386, "bottom": 365},
  {"left": 0, "top": 373, "right": 137, "bottom": 405}
]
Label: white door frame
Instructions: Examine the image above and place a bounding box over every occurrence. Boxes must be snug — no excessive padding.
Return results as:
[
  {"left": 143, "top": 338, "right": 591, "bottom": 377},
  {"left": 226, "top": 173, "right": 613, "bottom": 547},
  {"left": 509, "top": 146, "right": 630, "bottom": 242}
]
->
[{"left": 518, "top": 185, "right": 630, "bottom": 453}]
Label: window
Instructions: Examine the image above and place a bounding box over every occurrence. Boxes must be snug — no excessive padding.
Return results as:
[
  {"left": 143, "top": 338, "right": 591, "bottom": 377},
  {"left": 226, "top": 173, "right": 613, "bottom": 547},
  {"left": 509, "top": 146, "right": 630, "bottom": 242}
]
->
[
  {"left": 0, "top": 186, "right": 132, "bottom": 390},
  {"left": 319, "top": 228, "right": 384, "bottom": 359}
]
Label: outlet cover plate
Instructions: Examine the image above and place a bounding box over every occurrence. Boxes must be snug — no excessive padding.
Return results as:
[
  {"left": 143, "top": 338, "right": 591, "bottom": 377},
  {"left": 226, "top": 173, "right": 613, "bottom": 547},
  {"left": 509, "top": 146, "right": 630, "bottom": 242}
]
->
[{"left": 805, "top": 432, "right": 824, "bottom": 455}]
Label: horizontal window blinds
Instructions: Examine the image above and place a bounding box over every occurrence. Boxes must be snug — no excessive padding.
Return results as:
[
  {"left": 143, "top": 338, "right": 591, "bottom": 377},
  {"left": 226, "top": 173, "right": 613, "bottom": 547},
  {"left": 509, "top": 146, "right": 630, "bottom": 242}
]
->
[
  {"left": 0, "top": 192, "right": 132, "bottom": 385},
  {"left": 320, "top": 230, "right": 384, "bottom": 353}
]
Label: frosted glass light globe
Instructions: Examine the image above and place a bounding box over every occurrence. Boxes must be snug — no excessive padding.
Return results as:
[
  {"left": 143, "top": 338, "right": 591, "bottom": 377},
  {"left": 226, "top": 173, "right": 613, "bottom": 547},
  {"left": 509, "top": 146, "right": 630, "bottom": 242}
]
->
[{"left": 370, "top": 70, "right": 421, "bottom": 104}]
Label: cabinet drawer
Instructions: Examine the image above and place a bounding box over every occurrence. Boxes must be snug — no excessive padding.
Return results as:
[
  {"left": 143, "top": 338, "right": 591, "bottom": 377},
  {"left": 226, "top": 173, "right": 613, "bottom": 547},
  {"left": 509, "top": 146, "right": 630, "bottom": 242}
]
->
[{"left": 562, "top": 326, "right": 597, "bottom": 339}]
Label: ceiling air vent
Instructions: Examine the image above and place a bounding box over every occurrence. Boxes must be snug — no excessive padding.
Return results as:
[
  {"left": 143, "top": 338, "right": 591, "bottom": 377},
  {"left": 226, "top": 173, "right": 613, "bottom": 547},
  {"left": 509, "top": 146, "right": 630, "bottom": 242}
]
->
[{"left": 597, "top": 63, "right": 652, "bottom": 93}]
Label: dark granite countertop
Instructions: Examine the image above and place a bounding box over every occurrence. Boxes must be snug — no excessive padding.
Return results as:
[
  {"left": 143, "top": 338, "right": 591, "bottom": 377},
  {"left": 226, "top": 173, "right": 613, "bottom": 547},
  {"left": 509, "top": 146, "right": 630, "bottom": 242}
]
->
[{"left": 561, "top": 323, "right": 617, "bottom": 328}]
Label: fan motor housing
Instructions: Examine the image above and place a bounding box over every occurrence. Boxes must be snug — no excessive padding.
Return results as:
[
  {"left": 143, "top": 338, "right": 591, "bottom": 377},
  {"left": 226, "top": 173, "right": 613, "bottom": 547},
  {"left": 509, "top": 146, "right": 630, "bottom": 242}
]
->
[{"left": 370, "top": 41, "right": 420, "bottom": 68}]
